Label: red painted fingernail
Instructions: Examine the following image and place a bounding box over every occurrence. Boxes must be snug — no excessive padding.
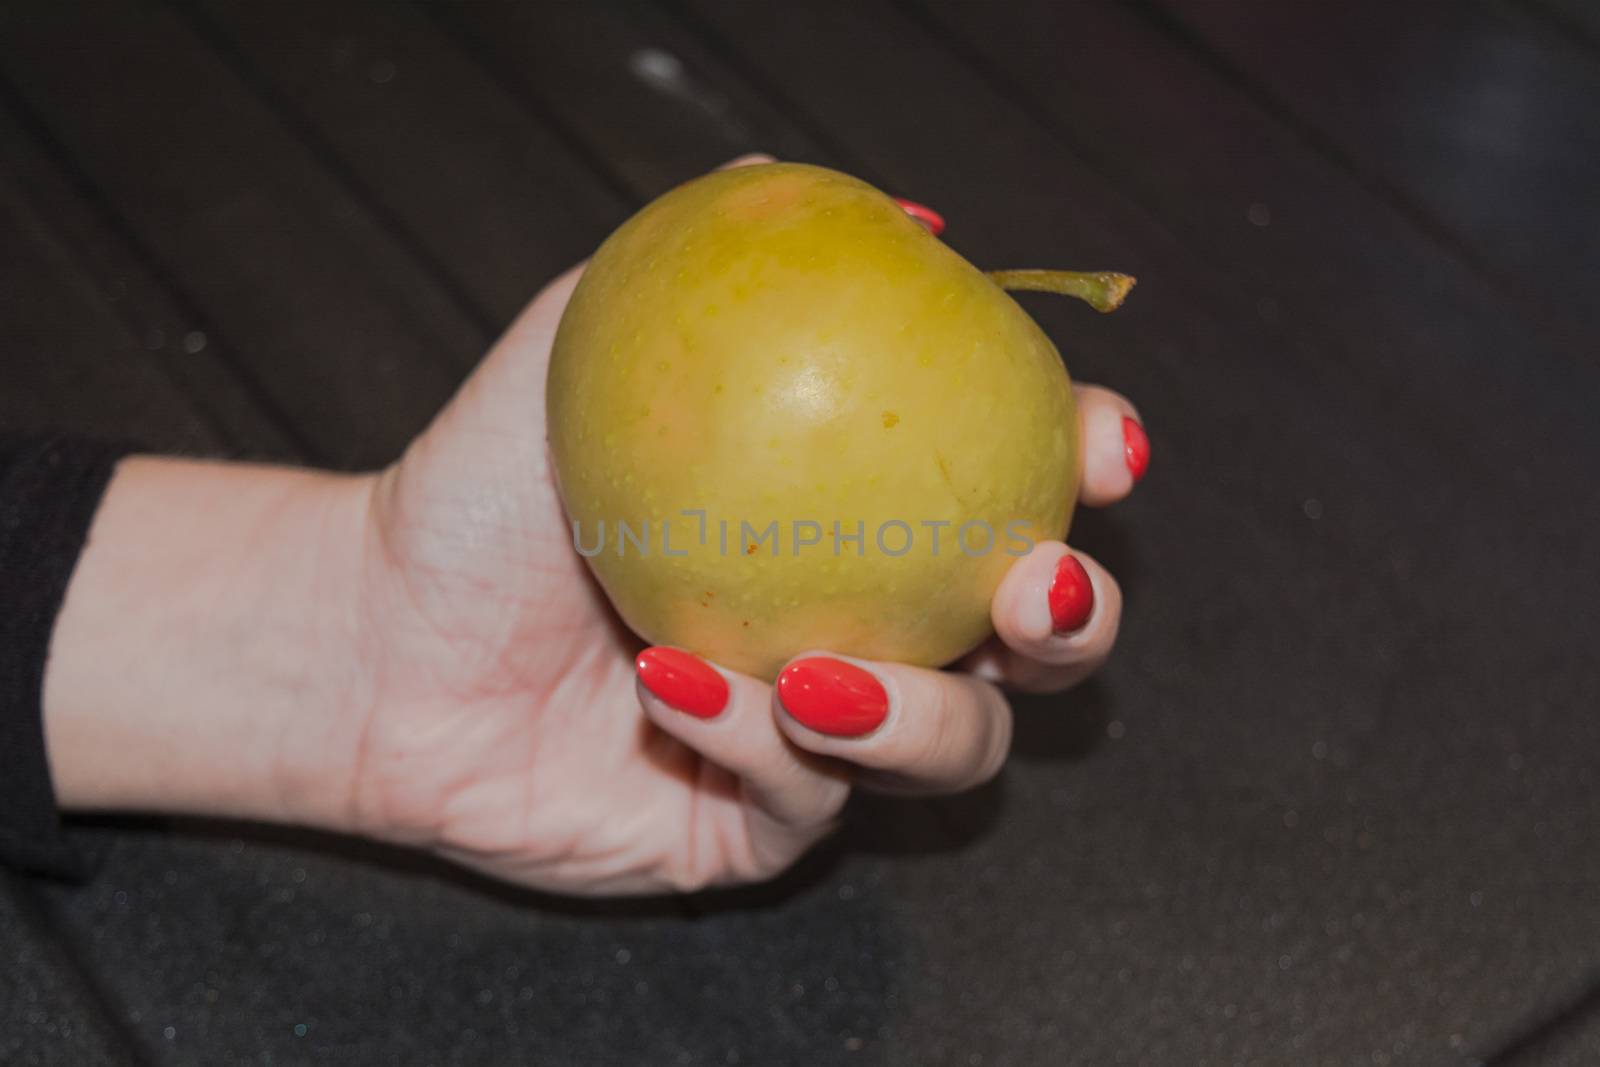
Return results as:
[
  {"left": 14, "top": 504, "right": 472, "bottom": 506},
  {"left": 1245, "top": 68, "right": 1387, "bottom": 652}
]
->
[
  {"left": 776, "top": 657, "right": 889, "bottom": 738},
  {"left": 1122, "top": 416, "right": 1150, "bottom": 482},
  {"left": 893, "top": 197, "right": 945, "bottom": 236},
  {"left": 1048, "top": 554, "right": 1095, "bottom": 634},
  {"left": 636, "top": 647, "right": 728, "bottom": 719}
]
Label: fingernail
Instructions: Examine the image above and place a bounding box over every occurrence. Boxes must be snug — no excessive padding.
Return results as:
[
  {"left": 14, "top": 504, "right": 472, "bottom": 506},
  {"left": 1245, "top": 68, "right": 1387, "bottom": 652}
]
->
[
  {"left": 636, "top": 647, "right": 729, "bottom": 719},
  {"left": 717, "top": 152, "right": 776, "bottom": 171},
  {"left": 893, "top": 197, "right": 946, "bottom": 236},
  {"left": 1122, "top": 416, "right": 1150, "bottom": 482},
  {"left": 1049, "top": 554, "right": 1095, "bottom": 634},
  {"left": 776, "top": 657, "right": 889, "bottom": 738}
]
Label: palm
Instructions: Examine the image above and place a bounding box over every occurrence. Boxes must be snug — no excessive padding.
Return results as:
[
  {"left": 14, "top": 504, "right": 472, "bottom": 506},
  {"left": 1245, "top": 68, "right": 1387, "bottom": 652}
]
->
[{"left": 347, "top": 268, "right": 772, "bottom": 894}]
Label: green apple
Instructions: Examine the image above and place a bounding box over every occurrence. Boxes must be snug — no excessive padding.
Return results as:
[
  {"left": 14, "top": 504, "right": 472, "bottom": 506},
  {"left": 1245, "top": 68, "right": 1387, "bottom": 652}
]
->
[{"left": 547, "top": 163, "right": 1130, "bottom": 679}]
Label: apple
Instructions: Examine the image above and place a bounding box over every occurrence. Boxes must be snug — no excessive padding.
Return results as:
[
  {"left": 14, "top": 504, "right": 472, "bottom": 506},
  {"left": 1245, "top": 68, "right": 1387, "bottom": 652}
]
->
[{"left": 547, "top": 163, "right": 1130, "bottom": 679}]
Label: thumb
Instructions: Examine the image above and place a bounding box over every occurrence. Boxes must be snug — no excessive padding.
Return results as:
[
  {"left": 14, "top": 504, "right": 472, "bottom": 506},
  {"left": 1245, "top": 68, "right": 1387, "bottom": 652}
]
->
[
  {"left": 439, "top": 151, "right": 778, "bottom": 448},
  {"left": 400, "top": 260, "right": 585, "bottom": 489}
]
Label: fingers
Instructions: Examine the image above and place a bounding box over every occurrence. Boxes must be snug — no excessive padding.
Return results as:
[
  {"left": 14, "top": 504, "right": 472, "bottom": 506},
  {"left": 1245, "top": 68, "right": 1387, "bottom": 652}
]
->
[
  {"left": 717, "top": 152, "right": 777, "bottom": 170},
  {"left": 510, "top": 153, "right": 775, "bottom": 342},
  {"left": 946, "top": 385, "right": 1139, "bottom": 695},
  {"left": 963, "top": 540, "right": 1123, "bottom": 693},
  {"left": 634, "top": 647, "right": 848, "bottom": 832},
  {"left": 773, "top": 654, "right": 1012, "bottom": 796},
  {"left": 531, "top": 261, "right": 587, "bottom": 316},
  {"left": 505, "top": 154, "right": 774, "bottom": 342},
  {"left": 638, "top": 639, "right": 1013, "bottom": 849},
  {"left": 1075, "top": 384, "right": 1150, "bottom": 507}
]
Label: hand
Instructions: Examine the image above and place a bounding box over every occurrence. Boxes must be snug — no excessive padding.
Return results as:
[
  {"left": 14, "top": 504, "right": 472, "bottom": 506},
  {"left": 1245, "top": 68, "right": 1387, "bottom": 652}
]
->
[
  {"left": 44, "top": 162, "right": 1148, "bottom": 897},
  {"left": 343, "top": 186, "right": 1148, "bottom": 894}
]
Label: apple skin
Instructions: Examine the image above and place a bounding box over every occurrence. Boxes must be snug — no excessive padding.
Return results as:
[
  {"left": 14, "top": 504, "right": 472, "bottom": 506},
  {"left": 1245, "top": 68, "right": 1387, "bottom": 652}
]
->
[{"left": 547, "top": 163, "right": 1077, "bottom": 680}]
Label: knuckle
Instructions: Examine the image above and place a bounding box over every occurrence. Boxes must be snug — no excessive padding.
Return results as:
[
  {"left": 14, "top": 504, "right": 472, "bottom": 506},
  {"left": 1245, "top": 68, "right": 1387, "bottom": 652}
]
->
[
  {"left": 910, "top": 680, "right": 1011, "bottom": 786},
  {"left": 1091, "top": 568, "right": 1124, "bottom": 624},
  {"left": 812, "top": 776, "right": 853, "bottom": 822},
  {"left": 661, "top": 860, "right": 716, "bottom": 895},
  {"left": 750, "top": 774, "right": 850, "bottom": 831},
  {"left": 972, "top": 691, "right": 1014, "bottom": 784},
  {"left": 906, "top": 683, "right": 962, "bottom": 769}
]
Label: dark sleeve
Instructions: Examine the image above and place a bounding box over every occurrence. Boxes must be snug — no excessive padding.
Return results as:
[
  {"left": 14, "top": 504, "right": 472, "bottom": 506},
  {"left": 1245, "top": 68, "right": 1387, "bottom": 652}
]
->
[{"left": 0, "top": 434, "right": 135, "bottom": 878}]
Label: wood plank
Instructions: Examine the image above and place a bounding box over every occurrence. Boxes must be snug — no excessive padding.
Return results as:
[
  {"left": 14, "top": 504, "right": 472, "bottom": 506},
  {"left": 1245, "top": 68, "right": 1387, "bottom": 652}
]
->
[
  {"left": 477, "top": 0, "right": 1446, "bottom": 530},
  {"left": 0, "top": 100, "right": 298, "bottom": 457},
  {"left": 433, "top": 0, "right": 823, "bottom": 198},
  {"left": 913, "top": 0, "right": 1600, "bottom": 509},
  {"left": 179, "top": 0, "right": 630, "bottom": 327},
  {"left": 475, "top": 0, "right": 1568, "bottom": 735},
  {"left": 1523, "top": 0, "right": 1600, "bottom": 46},
  {"left": 2, "top": 178, "right": 218, "bottom": 451},
  {"left": 666, "top": 0, "right": 1590, "bottom": 519},
  {"left": 0, "top": 1, "right": 480, "bottom": 469},
  {"left": 1160, "top": 0, "right": 1600, "bottom": 351}
]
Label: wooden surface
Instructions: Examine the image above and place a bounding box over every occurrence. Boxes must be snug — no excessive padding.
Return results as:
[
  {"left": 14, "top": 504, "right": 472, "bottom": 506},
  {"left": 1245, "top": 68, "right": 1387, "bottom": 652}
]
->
[{"left": 3, "top": 2, "right": 1599, "bottom": 1063}]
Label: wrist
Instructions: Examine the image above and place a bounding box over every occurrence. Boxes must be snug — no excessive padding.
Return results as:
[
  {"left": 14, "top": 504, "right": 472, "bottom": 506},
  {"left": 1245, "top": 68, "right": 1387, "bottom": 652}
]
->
[{"left": 42, "top": 456, "right": 379, "bottom": 831}]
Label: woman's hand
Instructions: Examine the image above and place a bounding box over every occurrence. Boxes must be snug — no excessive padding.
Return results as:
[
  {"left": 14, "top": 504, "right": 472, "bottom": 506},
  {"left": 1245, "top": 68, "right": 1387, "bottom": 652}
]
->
[{"left": 43, "top": 162, "right": 1148, "bottom": 896}]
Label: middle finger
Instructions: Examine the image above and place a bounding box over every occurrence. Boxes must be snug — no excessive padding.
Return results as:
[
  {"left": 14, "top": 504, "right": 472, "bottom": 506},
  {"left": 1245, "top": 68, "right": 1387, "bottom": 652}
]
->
[{"left": 772, "top": 653, "right": 1013, "bottom": 795}]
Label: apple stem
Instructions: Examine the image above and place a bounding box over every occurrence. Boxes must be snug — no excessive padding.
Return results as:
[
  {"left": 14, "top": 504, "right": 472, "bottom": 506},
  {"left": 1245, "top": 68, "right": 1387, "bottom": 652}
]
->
[{"left": 987, "top": 270, "right": 1136, "bottom": 313}]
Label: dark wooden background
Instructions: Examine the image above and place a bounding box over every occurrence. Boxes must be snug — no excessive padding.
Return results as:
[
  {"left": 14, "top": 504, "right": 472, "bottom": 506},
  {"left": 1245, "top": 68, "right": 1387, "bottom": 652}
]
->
[{"left": 4, "top": 1, "right": 1600, "bottom": 1064}]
